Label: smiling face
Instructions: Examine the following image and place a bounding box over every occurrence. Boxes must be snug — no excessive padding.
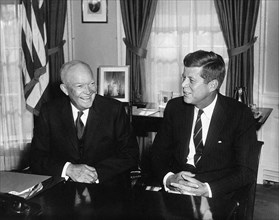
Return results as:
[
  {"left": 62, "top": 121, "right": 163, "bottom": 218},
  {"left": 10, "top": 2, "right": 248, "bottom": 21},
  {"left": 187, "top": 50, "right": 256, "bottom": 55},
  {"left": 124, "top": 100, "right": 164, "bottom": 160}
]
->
[
  {"left": 181, "top": 66, "right": 217, "bottom": 109},
  {"left": 60, "top": 63, "right": 97, "bottom": 111}
]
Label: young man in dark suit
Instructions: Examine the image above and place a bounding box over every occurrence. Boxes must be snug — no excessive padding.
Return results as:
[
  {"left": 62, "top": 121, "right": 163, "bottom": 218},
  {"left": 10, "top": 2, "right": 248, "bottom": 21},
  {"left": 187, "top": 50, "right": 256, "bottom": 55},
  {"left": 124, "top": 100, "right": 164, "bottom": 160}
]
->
[
  {"left": 30, "top": 60, "right": 139, "bottom": 186},
  {"left": 151, "top": 50, "right": 257, "bottom": 217}
]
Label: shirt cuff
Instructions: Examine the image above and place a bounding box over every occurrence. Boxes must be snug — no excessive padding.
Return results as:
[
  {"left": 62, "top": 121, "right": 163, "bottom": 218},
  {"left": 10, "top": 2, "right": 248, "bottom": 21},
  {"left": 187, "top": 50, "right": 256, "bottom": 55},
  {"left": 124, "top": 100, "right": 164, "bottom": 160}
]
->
[
  {"left": 205, "top": 182, "right": 212, "bottom": 198},
  {"left": 163, "top": 172, "right": 174, "bottom": 192},
  {"left": 62, "top": 162, "right": 71, "bottom": 181}
]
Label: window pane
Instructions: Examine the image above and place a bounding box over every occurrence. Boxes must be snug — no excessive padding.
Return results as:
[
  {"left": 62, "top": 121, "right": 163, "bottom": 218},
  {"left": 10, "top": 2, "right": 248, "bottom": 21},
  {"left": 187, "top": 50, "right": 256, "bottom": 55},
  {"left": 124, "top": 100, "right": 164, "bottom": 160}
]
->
[{"left": 145, "top": 0, "right": 228, "bottom": 103}]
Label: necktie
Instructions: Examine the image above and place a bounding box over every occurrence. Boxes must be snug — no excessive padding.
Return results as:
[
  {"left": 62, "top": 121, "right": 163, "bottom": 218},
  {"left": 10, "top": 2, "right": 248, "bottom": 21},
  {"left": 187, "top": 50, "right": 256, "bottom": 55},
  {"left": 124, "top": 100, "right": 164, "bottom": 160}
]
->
[
  {"left": 76, "top": 111, "right": 84, "bottom": 140},
  {"left": 193, "top": 109, "right": 204, "bottom": 165}
]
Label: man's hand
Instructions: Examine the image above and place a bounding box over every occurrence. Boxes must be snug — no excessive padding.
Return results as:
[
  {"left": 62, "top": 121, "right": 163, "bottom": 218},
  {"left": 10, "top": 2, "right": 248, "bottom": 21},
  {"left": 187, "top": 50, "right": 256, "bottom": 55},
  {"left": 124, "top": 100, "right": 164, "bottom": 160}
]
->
[
  {"left": 66, "top": 164, "right": 98, "bottom": 183},
  {"left": 166, "top": 171, "right": 209, "bottom": 197}
]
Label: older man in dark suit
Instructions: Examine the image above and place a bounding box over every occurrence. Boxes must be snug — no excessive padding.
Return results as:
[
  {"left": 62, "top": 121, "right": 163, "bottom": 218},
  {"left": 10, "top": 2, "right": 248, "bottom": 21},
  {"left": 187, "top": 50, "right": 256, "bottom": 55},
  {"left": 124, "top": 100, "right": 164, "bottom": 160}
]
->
[
  {"left": 30, "top": 60, "right": 138, "bottom": 186},
  {"left": 151, "top": 50, "right": 257, "bottom": 218}
]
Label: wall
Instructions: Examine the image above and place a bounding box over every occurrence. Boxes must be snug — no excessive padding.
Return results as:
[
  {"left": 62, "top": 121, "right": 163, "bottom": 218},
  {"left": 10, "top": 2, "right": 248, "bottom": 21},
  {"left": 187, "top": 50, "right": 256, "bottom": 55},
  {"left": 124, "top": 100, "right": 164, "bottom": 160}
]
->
[
  {"left": 71, "top": 0, "right": 119, "bottom": 79},
  {"left": 254, "top": 0, "right": 279, "bottom": 183}
]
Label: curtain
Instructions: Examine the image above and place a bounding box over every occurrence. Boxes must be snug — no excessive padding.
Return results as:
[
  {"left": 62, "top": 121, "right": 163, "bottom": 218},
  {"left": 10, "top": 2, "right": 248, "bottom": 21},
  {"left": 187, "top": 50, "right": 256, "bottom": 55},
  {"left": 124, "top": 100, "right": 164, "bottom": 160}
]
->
[
  {"left": 145, "top": 0, "right": 228, "bottom": 104},
  {"left": 120, "top": 0, "right": 158, "bottom": 103},
  {"left": 214, "top": 0, "right": 260, "bottom": 104},
  {"left": 46, "top": 0, "right": 67, "bottom": 100},
  {"left": 0, "top": 0, "right": 33, "bottom": 170}
]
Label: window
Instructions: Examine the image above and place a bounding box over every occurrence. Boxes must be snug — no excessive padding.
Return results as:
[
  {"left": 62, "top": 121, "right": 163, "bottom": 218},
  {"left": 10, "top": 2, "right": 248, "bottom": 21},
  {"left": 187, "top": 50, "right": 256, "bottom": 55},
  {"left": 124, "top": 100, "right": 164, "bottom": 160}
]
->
[
  {"left": 144, "top": 0, "right": 228, "bottom": 104},
  {"left": 0, "top": 1, "right": 33, "bottom": 170}
]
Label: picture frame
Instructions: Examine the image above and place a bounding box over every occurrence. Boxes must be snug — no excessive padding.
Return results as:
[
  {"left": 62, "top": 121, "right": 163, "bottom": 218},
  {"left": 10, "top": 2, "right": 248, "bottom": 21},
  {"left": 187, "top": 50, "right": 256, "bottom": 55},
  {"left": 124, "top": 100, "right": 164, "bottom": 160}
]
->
[
  {"left": 97, "top": 66, "right": 130, "bottom": 102},
  {"left": 158, "top": 90, "right": 173, "bottom": 109},
  {"left": 82, "top": 0, "right": 108, "bottom": 23}
]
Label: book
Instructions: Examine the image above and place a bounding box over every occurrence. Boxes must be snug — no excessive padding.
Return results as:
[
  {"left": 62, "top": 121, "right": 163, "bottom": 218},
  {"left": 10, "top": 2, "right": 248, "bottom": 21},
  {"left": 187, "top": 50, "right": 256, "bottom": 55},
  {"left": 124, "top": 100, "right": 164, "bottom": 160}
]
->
[{"left": 0, "top": 171, "right": 51, "bottom": 199}]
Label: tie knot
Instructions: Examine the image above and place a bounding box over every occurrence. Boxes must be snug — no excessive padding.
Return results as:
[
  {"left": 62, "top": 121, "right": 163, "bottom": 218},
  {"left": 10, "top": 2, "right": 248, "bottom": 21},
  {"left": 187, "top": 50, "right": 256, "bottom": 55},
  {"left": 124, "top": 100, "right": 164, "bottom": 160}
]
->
[
  {"left": 198, "top": 109, "right": 203, "bottom": 117},
  {"left": 77, "top": 111, "right": 84, "bottom": 118}
]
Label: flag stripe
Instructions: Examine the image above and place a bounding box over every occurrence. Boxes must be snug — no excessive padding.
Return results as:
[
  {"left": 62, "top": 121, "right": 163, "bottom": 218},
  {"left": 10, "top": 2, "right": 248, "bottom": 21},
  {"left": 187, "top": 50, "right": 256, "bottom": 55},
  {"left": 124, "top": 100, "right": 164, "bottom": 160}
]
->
[
  {"left": 31, "top": 4, "right": 46, "bottom": 67},
  {"left": 22, "top": 0, "right": 49, "bottom": 116},
  {"left": 22, "top": 3, "right": 34, "bottom": 82}
]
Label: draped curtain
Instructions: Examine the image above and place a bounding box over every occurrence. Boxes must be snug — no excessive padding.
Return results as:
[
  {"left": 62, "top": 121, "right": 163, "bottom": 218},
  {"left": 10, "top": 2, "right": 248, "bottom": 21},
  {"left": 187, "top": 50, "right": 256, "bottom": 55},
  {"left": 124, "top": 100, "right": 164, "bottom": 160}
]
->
[
  {"left": 145, "top": 0, "right": 228, "bottom": 104},
  {"left": 46, "top": 0, "right": 67, "bottom": 100},
  {"left": 0, "top": 0, "right": 33, "bottom": 170},
  {"left": 120, "top": 0, "right": 158, "bottom": 103},
  {"left": 214, "top": 0, "right": 261, "bottom": 104}
]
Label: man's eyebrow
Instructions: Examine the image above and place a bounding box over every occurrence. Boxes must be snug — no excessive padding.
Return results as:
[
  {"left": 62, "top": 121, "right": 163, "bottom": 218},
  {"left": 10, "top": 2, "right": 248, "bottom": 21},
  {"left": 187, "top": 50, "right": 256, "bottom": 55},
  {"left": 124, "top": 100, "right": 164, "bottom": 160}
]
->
[{"left": 72, "top": 83, "right": 83, "bottom": 86}]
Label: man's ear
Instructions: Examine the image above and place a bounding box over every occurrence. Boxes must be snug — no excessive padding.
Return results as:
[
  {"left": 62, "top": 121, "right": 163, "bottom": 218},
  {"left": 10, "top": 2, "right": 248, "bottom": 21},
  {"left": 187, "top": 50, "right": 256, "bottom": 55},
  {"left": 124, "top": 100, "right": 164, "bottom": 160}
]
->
[
  {"left": 60, "top": 84, "right": 69, "bottom": 96},
  {"left": 208, "top": 79, "right": 218, "bottom": 92}
]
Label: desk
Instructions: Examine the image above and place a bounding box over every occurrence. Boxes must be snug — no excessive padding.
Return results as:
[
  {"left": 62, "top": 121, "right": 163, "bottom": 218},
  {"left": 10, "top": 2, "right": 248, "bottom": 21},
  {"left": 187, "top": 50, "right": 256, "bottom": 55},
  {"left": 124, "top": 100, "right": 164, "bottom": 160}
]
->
[
  {"left": 24, "top": 180, "right": 199, "bottom": 220},
  {"left": 29, "top": 181, "right": 134, "bottom": 220},
  {"left": 17, "top": 179, "right": 233, "bottom": 220},
  {"left": 132, "top": 110, "right": 163, "bottom": 136},
  {"left": 255, "top": 107, "right": 273, "bottom": 131},
  {"left": 132, "top": 107, "right": 273, "bottom": 135}
]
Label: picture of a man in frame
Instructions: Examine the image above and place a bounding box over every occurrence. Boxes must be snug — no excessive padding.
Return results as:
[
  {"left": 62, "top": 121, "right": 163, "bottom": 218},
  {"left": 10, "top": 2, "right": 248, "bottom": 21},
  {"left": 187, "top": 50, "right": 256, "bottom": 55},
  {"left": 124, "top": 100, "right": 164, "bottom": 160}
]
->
[{"left": 88, "top": 0, "right": 101, "bottom": 14}]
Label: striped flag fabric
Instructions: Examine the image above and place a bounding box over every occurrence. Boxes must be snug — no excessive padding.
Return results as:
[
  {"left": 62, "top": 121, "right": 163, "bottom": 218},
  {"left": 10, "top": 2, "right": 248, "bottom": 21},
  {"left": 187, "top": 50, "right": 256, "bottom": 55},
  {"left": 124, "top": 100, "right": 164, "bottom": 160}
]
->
[{"left": 21, "top": 0, "right": 49, "bottom": 116}]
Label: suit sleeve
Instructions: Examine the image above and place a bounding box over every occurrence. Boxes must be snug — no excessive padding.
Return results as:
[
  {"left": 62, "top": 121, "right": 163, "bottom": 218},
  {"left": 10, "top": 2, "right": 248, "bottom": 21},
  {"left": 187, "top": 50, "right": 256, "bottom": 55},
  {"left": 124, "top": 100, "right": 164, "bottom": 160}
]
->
[
  {"left": 94, "top": 103, "right": 139, "bottom": 183},
  {"left": 30, "top": 104, "right": 67, "bottom": 176},
  {"left": 206, "top": 106, "right": 258, "bottom": 198},
  {"left": 151, "top": 101, "right": 177, "bottom": 183}
]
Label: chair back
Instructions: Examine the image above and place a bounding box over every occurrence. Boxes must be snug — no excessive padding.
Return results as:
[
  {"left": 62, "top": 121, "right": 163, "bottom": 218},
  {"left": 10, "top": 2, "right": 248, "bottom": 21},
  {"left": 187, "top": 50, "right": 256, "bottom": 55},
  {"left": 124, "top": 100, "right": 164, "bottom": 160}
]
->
[{"left": 229, "top": 141, "right": 263, "bottom": 220}]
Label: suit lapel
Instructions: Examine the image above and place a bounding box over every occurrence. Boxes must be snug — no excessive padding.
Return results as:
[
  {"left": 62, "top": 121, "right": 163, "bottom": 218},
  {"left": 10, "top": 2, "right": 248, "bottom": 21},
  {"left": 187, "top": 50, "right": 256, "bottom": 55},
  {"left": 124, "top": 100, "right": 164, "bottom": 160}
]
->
[
  {"left": 60, "top": 99, "right": 79, "bottom": 153},
  {"left": 83, "top": 96, "right": 102, "bottom": 152},
  {"left": 180, "top": 104, "right": 194, "bottom": 164},
  {"left": 203, "top": 96, "right": 227, "bottom": 156}
]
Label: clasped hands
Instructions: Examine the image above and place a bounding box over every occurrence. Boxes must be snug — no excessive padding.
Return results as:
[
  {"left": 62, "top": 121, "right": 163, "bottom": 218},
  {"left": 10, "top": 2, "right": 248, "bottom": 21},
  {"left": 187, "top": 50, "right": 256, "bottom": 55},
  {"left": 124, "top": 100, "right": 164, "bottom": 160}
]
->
[
  {"left": 166, "top": 171, "right": 209, "bottom": 197},
  {"left": 66, "top": 164, "right": 98, "bottom": 184}
]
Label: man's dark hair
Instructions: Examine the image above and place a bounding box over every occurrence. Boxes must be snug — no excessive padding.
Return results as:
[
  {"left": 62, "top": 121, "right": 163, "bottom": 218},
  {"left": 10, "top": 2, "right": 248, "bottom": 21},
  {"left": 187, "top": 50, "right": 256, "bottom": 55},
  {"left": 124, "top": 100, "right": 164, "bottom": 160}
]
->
[{"left": 183, "top": 50, "right": 226, "bottom": 89}]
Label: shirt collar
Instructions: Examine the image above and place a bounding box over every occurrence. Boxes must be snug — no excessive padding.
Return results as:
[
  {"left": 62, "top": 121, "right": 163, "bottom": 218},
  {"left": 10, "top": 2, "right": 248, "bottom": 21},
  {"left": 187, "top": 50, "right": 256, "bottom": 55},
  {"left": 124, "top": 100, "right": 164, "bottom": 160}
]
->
[
  {"left": 194, "top": 94, "right": 218, "bottom": 119},
  {"left": 70, "top": 103, "right": 89, "bottom": 119}
]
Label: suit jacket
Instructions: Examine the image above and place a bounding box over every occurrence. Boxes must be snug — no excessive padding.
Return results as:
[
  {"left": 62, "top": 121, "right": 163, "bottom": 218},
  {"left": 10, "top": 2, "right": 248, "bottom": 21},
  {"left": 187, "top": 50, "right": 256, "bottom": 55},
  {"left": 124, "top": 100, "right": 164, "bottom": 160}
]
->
[
  {"left": 151, "top": 93, "right": 258, "bottom": 198},
  {"left": 30, "top": 95, "right": 139, "bottom": 185}
]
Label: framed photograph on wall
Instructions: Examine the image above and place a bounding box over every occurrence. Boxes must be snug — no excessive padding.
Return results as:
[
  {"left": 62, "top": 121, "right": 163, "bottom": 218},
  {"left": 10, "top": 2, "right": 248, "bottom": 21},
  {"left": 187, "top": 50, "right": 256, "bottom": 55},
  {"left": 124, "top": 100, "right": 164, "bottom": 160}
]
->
[
  {"left": 82, "top": 0, "right": 108, "bottom": 23},
  {"left": 97, "top": 66, "right": 130, "bottom": 102}
]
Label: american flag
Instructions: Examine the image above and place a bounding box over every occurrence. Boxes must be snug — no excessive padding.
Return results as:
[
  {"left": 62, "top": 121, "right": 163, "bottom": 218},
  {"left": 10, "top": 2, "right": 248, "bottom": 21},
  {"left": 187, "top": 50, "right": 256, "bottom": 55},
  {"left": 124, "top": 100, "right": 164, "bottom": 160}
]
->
[{"left": 21, "top": 0, "right": 49, "bottom": 116}]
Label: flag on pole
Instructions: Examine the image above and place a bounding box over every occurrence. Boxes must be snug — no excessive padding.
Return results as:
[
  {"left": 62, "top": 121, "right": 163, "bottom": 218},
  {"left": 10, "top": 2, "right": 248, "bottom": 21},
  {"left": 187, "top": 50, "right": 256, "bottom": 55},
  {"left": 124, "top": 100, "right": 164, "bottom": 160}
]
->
[{"left": 21, "top": 0, "right": 49, "bottom": 116}]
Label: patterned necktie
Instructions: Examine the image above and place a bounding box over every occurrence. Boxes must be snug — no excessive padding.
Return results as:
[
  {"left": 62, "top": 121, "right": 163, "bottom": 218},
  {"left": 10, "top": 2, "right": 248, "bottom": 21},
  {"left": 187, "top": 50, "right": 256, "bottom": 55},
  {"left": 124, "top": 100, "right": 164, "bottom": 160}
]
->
[
  {"left": 193, "top": 109, "right": 204, "bottom": 165},
  {"left": 76, "top": 111, "right": 84, "bottom": 140}
]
